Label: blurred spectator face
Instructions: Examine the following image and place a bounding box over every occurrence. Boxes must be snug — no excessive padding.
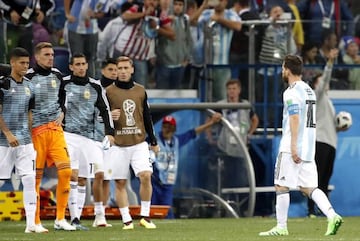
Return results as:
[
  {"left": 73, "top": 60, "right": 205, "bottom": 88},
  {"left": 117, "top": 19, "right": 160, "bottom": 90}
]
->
[
  {"left": 159, "top": 0, "right": 171, "bottom": 10},
  {"left": 173, "top": 1, "right": 184, "bottom": 15},
  {"left": 346, "top": 42, "right": 359, "bottom": 57},
  {"left": 305, "top": 46, "right": 318, "bottom": 62},
  {"left": 144, "top": 0, "right": 155, "bottom": 8},
  {"left": 70, "top": 57, "right": 88, "bottom": 77},
  {"left": 270, "top": 6, "right": 284, "bottom": 21},
  {"left": 325, "top": 33, "right": 338, "bottom": 49},
  {"left": 226, "top": 82, "right": 241, "bottom": 101},
  {"left": 35, "top": 47, "right": 54, "bottom": 69},
  {"left": 101, "top": 63, "right": 118, "bottom": 80},
  {"left": 214, "top": 0, "right": 227, "bottom": 11}
]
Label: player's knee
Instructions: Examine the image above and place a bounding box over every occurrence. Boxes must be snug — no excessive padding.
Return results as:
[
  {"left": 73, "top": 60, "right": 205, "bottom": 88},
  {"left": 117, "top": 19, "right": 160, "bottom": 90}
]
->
[
  {"left": 95, "top": 171, "right": 104, "bottom": 180},
  {"left": 138, "top": 171, "right": 152, "bottom": 183},
  {"left": 21, "top": 175, "right": 36, "bottom": 190},
  {"left": 58, "top": 167, "right": 72, "bottom": 180}
]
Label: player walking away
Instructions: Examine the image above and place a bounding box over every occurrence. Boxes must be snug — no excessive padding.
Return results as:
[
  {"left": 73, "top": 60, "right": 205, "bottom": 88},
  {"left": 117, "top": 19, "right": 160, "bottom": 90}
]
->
[
  {"left": 105, "top": 56, "right": 159, "bottom": 230},
  {"left": 26, "top": 42, "right": 75, "bottom": 231},
  {"left": 63, "top": 54, "right": 114, "bottom": 230},
  {"left": 259, "top": 55, "right": 343, "bottom": 236},
  {"left": 0, "top": 47, "right": 41, "bottom": 233}
]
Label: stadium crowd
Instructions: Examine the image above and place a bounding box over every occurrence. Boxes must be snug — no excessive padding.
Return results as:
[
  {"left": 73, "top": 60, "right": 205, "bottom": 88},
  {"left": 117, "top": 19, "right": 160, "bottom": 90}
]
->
[{"left": 1, "top": 0, "right": 360, "bottom": 98}]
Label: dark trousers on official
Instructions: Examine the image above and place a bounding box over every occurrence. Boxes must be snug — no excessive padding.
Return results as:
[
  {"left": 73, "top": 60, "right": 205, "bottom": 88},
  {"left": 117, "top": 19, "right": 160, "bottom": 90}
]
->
[{"left": 308, "top": 141, "right": 336, "bottom": 215}]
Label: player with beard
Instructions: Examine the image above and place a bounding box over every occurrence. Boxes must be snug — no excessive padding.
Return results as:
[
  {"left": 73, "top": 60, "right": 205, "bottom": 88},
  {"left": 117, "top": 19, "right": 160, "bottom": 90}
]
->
[{"left": 259, "top": 55, "right": 343, "bottom": 236}]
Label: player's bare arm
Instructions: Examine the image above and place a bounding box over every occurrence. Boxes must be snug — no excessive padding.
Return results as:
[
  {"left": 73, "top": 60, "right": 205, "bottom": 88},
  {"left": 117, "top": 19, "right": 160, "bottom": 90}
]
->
[{"left": 289, "top": 114, "right": 301, "bottom": 163}]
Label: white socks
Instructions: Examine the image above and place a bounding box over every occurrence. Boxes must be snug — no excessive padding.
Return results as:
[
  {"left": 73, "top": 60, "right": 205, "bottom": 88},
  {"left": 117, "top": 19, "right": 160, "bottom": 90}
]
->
[
  {"left": 276, "top": 192, "right": 290, "bottom": 229},
  {"left": 140, "top": 201, "right": 151, "bottom": 217},
  {"left": 21, "top": 175, "right": 36, "bottom": 228},
  {"left": 310, "top": 188, "right": 336, "bottom": 218},
  {"left": 94, "top": 202, "right": 105, "bottom": 216},
  {"left": 77, "top": 185, "right": 86, "bottom": 219},
  {"left": 119, "top": 207, "right": 132, "bottom": 223},
  {"left": 68, "top": 181, "right": 78, "bottom": 221}
]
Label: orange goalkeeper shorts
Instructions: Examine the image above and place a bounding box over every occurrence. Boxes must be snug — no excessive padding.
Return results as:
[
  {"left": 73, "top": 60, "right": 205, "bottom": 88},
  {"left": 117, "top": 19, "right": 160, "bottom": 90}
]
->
[{"left": 32, "top": 122, "right": 70, "bottom": 168}]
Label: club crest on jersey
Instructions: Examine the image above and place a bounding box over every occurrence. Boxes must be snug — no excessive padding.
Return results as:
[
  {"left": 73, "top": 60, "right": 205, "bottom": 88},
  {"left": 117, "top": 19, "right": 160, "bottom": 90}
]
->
[
  {"left": 84, "top": 89, "right": 91, "bottom": 99},
  {"left": 96, "top": 3, "right": 103, "bottom": 11},
  {"left": 51, "top": 79, "right": 57, "bottom": 88},
  {"left": 25, "top": 87, "right": 31, "bottom": 96}
]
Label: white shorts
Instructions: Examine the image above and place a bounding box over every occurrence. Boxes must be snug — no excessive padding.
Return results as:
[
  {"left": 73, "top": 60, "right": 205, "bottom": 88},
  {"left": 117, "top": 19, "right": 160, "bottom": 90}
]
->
[
  {"left": 109, "top": 141, "right": 152, "bottom": 180},
  {"left": 102, "top": 144, "right": 113, "bottom": 181},
  {"left": 0, "top": 144, "right": 36, "bottom": 178},
  {"left": 274, "top": 152, "right": 318, "bottom": 189},
  {"left": 65, "top": 132, "right": 103, "bottom": 178}
]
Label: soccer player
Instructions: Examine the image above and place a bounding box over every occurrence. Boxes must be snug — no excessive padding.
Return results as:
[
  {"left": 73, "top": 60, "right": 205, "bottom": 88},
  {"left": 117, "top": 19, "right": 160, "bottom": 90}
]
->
[
  {"left": 93, "top": 58, "right": 118, "bottom": 212},
  {"left": 0, "top": 47, "right": 40, "bottom": 233},
  {"left": 105, "top": 56, "right": 159, "bottom": 229},
  {"left": 259, "top": 55, "right": 343, "bottom": 236},
  {"left": 26, "top": 42, "right": 75, "bottom": 231},
  {"left": 63, "top": 54, "right": 114, "bottom": 229}
]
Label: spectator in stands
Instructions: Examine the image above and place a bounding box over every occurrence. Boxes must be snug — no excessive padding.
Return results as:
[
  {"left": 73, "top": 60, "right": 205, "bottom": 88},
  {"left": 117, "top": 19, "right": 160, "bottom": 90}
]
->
[
  {"left": 341, "top": 36, "right": 360, "bottom": 90},
  {"left": 207, "top": 79, "right": 259, "bottom": 189},
  {"left": 229, "top": 0, "right": 263, "bottom": 99},
  {"left": 152, "top": 113, "right": 222, "bottom": 218},
  {"left": 64, "top": 0, "right": 111, "bottom": 77},
  {"left": 193, "top": 0, "right": 241, "bottom": 101},
  {"left": 0, "top": 0, "right": 52, "bottom": 63},
  {"left": 98, "top": 0, "right": 174, "bottom": 87},
  {"left": 301, "top": 41, "right": 321, "bottom": 84},
  {"left": 285, "top": 0, "right": 304, "bottom": 53},
  {"left": 297, "top": 0, "right": 354, "bottom": 47},
  {"left": 257, "top": 5, "right": 296, "bottom": 127},
  {"left": 184, "top": 0, "right": 205, "bottom": 89},
  {"left": 316, "top": 30, "right": 349, "bottom": 89},
  {"left": 155, "top": 0, "right": 192, "bottom": 89},
  {"left": 307, "top": 49, "right": 349, "bottom": 217}
]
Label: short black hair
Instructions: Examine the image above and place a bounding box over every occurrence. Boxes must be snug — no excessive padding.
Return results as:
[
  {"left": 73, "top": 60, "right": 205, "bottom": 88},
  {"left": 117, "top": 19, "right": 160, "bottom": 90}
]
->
[
  {"left": 70, "top": 53, "right": 86, "bottom": 65},
  {"left": 9, "top": 47, "right": 30, "bottom": 60},
  {"left": 101, "top": 58, "right": 118, "bottom": 69}
]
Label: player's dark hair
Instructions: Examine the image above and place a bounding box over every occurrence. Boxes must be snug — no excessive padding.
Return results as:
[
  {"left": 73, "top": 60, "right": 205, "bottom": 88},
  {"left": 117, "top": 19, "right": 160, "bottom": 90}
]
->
[
  {"left": 9, "top": 47, "right": 30, "bottom": 60},
  {"left": 283, "top": 55, "right": 303, "bottom": 76},
  {"left": 69, "top": 53, "right": 87, "bottom": 65},
  {"left": 101, "top": 58, "right": 118, "bottom": 69}
]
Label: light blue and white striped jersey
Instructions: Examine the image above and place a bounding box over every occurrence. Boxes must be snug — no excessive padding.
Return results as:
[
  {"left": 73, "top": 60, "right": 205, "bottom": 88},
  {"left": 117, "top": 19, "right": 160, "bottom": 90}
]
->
[
  {"left": 66, "top": 0, "right": 110, "bottom": 34},
  {"left": 0, "top": 77, "right": 34, "bottom": 146},
  {"left": 198, "top": 9, "right": 240, "bottom": 65},
  {"left": 279, "top": 80, "right": 316, "bottom": 162}
]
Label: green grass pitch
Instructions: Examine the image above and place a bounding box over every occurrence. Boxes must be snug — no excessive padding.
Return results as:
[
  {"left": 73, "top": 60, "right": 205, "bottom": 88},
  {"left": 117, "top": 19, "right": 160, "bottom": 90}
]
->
[{"left": 1, "top": 217, "right": 360, "bottom": 241}]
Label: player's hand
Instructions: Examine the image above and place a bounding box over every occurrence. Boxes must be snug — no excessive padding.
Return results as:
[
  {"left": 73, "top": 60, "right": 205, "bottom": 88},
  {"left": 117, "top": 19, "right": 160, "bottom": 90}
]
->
[
  {"left": 5, "top": 132, "right": 19, "bottom": 147},
  {"left": 111, "top": 109, "right": 121, "bottom": 121},
  {"left": 35, "top": 9, "right": 45, "bottom": 23},
  {"left": 10, "top": 10, "right": 21, "bottom": 25},
  {"left": 291, "top": 151, "right": 302, "bottom": 164},
  {"left": 66, "top": 13, "right": 76, "bottom": 23},
  {"left": 211, "top": 112, "right": 222, "bottom": 123},
  {"left": 54, "top": 112, "right": 64, "bottom": 126},
  {"left": 150, "top": 144, "right": 160, "bottom": 154}
]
